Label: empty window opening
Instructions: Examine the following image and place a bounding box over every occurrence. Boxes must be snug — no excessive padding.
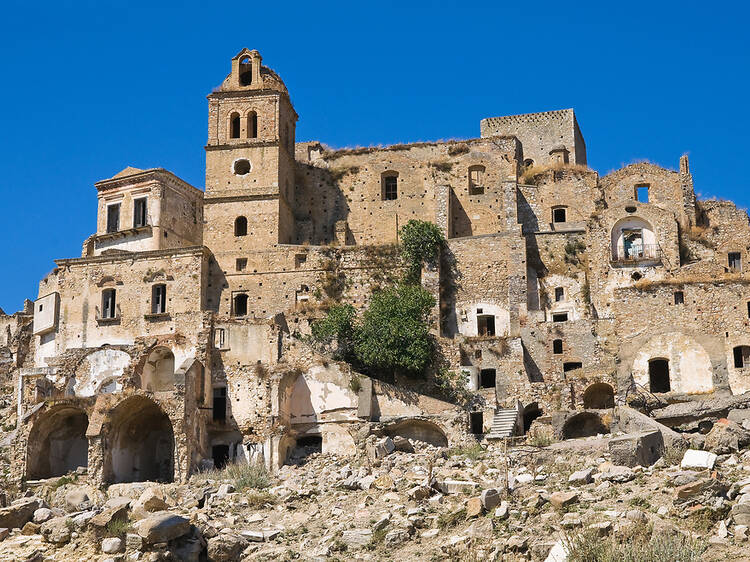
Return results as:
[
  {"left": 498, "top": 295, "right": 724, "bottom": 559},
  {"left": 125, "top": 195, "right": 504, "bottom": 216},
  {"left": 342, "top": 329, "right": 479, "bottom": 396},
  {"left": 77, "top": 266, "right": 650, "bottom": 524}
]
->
[
  {"left": 236, "top": 258, "right": 247, "bottom": 271},
  {"left": 233, "top": 159, "right": 251, "bottom": 175},
  {"left": 747, "top": 302, "right": 750, "bottom": 319},
  {"left": 151, "top": 284, "right": 166, "bottom": 314},
  {"left": 382, "top": 173, "right": 398, "bottom": 200},
  {"left": 623, "top": 229, "right": 645, "bottom": 259},
  {"left": 212, "top": 445, "right": 230, "bottom": 470},
  {"left": 470, "top": 411, "right": 484, "bottom": 434},
  {"left": 674, "top": 291, "right": 684, "bottom": 305},
  {"left": 554, "top": 287, "right": 564, "bottom": 302},
  {"left": 233, "top": 294, "right": 248, "bottom": 317},
  {"left": 294, "top": 254, "right": 307, "bottom": 269},
  {"left": 553, "top": 339, "right": 563, "bottom": 354},
  {"left": 648, "top": 359, "right": 670, "bottom": 393},
  {"left": 583, "top": 383, "right": 615, "bottom": 409},
  {"left": 106, "top": 203, "right": 120, "bottom": 233},
  {"left": 239, "top": 57, "right": 253, "bottom": 85},
  {"left": 133, "top": 198, "right": 147, "bottom": 228},
  {"left": 552, "top": 207, "right": 567, "bottom": 224},
  {"left": 635, "top": 184, "right": 650, "bottom": 203},
  {"left": 468, "top": 165, "right": 485, "bottom": 195},
  {"left": 247, "top": 111, "right": 258, "bottom": 138},
  {"left": 734, "top": 346, "right": 750, "bottom": 369},
  {"left": 230, "top": 112, "right": 241, "bottom": 138},
  {"left": 477, "top": 314, "right": 496, "bottom": 336},
  {"left": 101, "top": 289, "right": 116, "bottom": 319},
  {"left": 552, "top": 312, "right": 568, "bottom": 322},
  {"left": 474, "top": 349, "right": 482, "bottom": 359},
  {"left": 563, "top": 362, "right": 583, "bottom": 372},
  {"left": 729, "top": 252, "right": 742, "bottom": 272},
  {"left": 523, "top": 403, "right": 542, "bottom": 433},
  {"left": 234, "top": 216, "right": 248, "bottom": 236},
  {"left": 480, "top": 369, "right": 496, "bottom": 389},
  {"left": 214, "top": 328, "right": 226, "bottom": 349},
  {"left": 213, "top": 387, "right": 227, "bottom": 422}
]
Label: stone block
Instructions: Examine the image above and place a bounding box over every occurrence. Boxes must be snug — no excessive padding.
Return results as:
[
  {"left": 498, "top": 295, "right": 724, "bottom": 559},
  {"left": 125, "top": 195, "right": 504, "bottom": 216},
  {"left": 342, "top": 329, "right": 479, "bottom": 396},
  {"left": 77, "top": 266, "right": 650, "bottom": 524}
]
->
[
  {"left": 0, "top": 498, "right": 40, "bottom": 530},
  {"left": 102, "top": 537, "right": 123, "bottom": 553},
  {"left": 681, "top": 449, "right": 717, "bottom": 470},
  {"left": 608, "top": 431, "right": 663, "bottom": 468},
  {"left": 480, "top": 488, "right": 501, "bottom": 510},
  {"left": 550, "top": 491, "right": 579, "bottom": 510},
  {"left": 136, "top": 511, "right": 190, "bottom": 544},
  {"left": 466, "top": 497, "right": 483, "bottom": 517}
]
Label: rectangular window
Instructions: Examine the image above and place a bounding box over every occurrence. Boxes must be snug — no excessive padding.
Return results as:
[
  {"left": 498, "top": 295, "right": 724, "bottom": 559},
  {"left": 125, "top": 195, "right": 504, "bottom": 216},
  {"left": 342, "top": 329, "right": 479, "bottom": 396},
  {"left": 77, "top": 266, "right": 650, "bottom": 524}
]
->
[
  {"left": 552, "top": 312, "right": 568, "bottom": 322},
  {"left": 674, "top": 291, "right": 684, "bottom": 305},
  {"left": 747, "top": 302, "right": 750, "bottom": 319},
  {"left": 553, "top": 339, "right": 563, "bottom": 354},
  {"left": 469, "top": 167, "right": 485, "bottom": 195},
  {"left": 101, "top": 289, "right": 116, "bottom": 319},
  {"left": 383, "top": 176, "right": 398, "bottom": 200},
  {"left": 106, "top": 203, "right": 120, "bottom": 233},
  {"left": 552, "top": 208, "right": 566, "bottom": 223},
  {"left": 151, "top": 284, "right": 166, "bottom": 314},
  {"left": 214, "top": 328, "right": 226, "bottom": 349},
  {"left": 563, "top": 362, "right": 583, "bottom": 372},
  {"left": 133, "top": 198, "right": 148, "bottom": 228},
  {"left": 734, "top": 347, "right": 744, "bottom": 369},
  {"left": 555, "top": 287, "right": 565, "bottom": 302},
  {"left": 295, "top": 254, "right": 307, "bottom": 269},
  {"left": 729, "top": 252, "right": 742, "bottom": 272},
  {"left": 635, "top": 184, "right": 650, "bottom": 203},
  {"left": 236, "top": 258, "right": 247, "bottom": 271},
  {"left": 213, "top": 387, "right": 227, "bottom": 422},
  {"left": 477, "top": 314, "right": 496, "bottom": 336}
]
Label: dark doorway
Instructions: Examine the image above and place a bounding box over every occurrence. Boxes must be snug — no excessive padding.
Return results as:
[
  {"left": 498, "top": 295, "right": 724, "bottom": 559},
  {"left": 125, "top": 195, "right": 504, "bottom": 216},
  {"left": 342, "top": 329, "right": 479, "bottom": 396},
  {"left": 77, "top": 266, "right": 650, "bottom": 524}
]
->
[
  {"left": 649, "top": 359, "right": 670, "bottom": 393},
  {"left": 212, "top": 445, "right": 230, "bottom": 470},
  {"left": 562, "top": 412, "right": 609, "bottom": 439},
  {"left": 470, "top": 412, "right": 483, "bottom": 434},
  {"left": 477, "top": 315, "right": 495, "bottom": 336},
  {"left": 288, "top": 435, "right": 322, "bottom": 464},
  {"left": 480, "top": 369, "right": 496, "bottom": 389},
  {"left": 523, "top": 403, "right": 543, "bottom": 433}
]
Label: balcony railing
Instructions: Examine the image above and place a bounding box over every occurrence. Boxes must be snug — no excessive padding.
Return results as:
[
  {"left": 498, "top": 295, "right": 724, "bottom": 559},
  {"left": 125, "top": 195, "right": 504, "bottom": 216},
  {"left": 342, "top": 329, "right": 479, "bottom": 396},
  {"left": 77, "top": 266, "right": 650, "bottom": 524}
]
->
[{"left": 611, "top": 244, "right": 661, "bottom": 264}]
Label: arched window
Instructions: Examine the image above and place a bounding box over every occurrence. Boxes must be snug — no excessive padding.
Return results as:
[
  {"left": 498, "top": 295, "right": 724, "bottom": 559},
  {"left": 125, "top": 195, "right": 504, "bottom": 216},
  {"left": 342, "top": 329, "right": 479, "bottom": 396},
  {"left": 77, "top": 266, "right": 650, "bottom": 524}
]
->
[
  {"left": 230, "top": 112, "right": 241, "bottom": 139},
  {"left": 382, "top": 171, "right": 398, "bottom": 201},
  {"left": 233, "top": 294, "right": 248, "bottom": 317},
  {"left": 234, "top": 216, "right": 248, "bottom": 237},
  {"left": 239, "top": 57, "right": 252, "bottom": 86},
  {"left": 247, "top": 111, "right": 257, "bottom": 138},
  {"left": 468, "top": 165, "right": 485, "bottom": 195}
]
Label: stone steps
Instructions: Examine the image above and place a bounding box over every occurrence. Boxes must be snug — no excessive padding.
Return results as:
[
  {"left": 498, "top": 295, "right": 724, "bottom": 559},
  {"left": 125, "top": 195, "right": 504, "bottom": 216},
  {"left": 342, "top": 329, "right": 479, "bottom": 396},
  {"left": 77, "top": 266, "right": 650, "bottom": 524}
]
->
[{"left": 485, "top": 408, "right": 518, "bottom": 439}]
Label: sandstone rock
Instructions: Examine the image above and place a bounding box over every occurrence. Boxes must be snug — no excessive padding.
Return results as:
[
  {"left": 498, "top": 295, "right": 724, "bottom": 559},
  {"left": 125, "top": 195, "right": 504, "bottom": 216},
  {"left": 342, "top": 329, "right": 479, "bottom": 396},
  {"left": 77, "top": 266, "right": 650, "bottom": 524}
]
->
[
  {"left": 393, "top": 436, "right": 414, "bottom": 453},
  {"left": 408, "top": 485, "right": 431, "bottom": 500},
  {"left": 136, "top": 511, "right": 190, "bottom": 544},
  {"left": 207, "top": 533, "right": 248, "bottom": 561},
  {"left": 560, "top": 513, "right": 582, "bottom": 528},
  {"left": 366, "top": 437, "right": 395, "bottom": 462},
  {"left": 735, "top": 524, "right": 748, "bottom": 541},
  {"left": 90, "top": 504, "right": 129, "bottom": 529},
  {"left": 675, "top": 477, "right": 727, "bottom": 500},
  {"left": 341, "top": 528, "right": 372, "bottom": 547},
  {"left": 131, "top": 488, "right": 169, "bottom": 518},
  {"left": 126, "top": 532, "right": 144, "bottom": 550},
  {"left": 64, "top": 487, "right": 92, "bottom": 511},
  {"left": 480, "top": 488, "right": 501, "bottom": 510},
  {"left": 32, "top": 508, "right": 52, "bottom": 524},
  {"left": 467, "top": 517, "right": 493, "bottom": 538},
  {"left": 544, "top": 539, "right": 568, "bottom": 562},
  {"left": 466, "top": 497, "right": 483, "bottom": 517},
  {"left": 102, "top": 537, "right": 123, "bottom": 553},
  {"left": 21, "top": 521, "right": 40, "bottom": 535},
  {"left": 568, "top": 468, "right": 594, "bottom": 485},
  {"left": 599, "top": 465, "right": 635, "bottom": 483},
  {"left": 507, "top": 535, "right": 528, "bottom": 552},
  {"left": 681, "top": 449, "right": 717, "bottom": 470},
  {"left": 0, "top": 498, "right": 40, "bottom": 530},
  {"left": 217, "top": 484, "right": 235, "bottom": 495},
  {"left": 372, "top": 474, "right": 395, "bottom": 490},
  {"left": 385, "top": 528, "right": 409, "bottom": 545},
  {"left": 437, "top": 479, "right": 478, "bottom": 494},
  {"left": 372, "top": 513, "right": 391, "bottom": 531},
  {"left": 40, "top": 516, "right": 72, "bottom": 544},
  {"left": 549, "top": 491, "right": 579, "bottom": 510},
  {"left": 705, "top": 418, "right": 750, "bottom": 454},
  {"left": 731, "top": 501, "right": 750, "bottom": 526},
  {"left": 494, "top": 502, "right": 509, "bottom": 519},
  {"left": 588, "top": 521, "right": 612, "bottom": 536}
]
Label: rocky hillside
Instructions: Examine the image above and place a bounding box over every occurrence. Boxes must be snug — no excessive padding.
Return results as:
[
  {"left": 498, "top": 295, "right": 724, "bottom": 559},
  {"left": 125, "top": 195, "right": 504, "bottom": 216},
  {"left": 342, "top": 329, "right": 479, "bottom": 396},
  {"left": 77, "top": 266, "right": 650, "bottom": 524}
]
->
[{"left": 1, "top": 428, "right": 750, "bottom": 561}]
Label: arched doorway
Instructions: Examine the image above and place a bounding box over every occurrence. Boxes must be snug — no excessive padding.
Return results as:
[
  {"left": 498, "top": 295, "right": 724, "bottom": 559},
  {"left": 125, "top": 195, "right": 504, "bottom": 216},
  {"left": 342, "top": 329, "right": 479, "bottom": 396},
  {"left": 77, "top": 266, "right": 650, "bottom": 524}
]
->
[
  {"left": 106, "top": 397, "right": 174, "bottom": 483},
  {"left": 583, "top": 383, "right": 615, "bottom": 409},
  {"left": 649, "top": 359, "right": 670, "bottom": 393},
  {"left": 27, "top": 407, "right": 89, "bottom": 479},
  {"left": 562, "top": 412, "right": 609, "bottom": 439},
  {"left": 384, "top": 419, "right": 449, "bottom": 448},
  {"left": 523, "top": 403, "right": 543, "bottom": 433},
  {"left": 141, "top": 347, "right": 175, "bottom": 392}
]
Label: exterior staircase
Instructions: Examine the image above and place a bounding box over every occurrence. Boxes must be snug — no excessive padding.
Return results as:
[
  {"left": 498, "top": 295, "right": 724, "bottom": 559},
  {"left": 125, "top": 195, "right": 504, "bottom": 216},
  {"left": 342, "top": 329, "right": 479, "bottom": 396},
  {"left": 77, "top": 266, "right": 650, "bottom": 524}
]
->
[{"left": 485, "top": 407, "right": 520, "bottom": 439}]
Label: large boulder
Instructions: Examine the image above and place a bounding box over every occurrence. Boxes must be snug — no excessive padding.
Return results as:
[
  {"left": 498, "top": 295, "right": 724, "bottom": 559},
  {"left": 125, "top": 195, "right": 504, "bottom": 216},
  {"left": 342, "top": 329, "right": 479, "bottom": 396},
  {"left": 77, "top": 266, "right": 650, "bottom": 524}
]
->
[
  {"left": 40, "top": 516, "right": 72, "bottom": 544},
  {"left": 207, "top": 533, "right": 249, "bottom": 561},
  {"left": 0, "top": 498, "right": 41, "bottom": 530},
  {"left": 608, "top": 431, "right": 663, "bottom": 467},
  {"left": 704, "top": 419, "right": 750, "bottom": 454},
  {"left": 136, "top": 511, "right": 191, "bottom": 544},
  {"left": 131, "top": 488, "right": 169, "bottom": 519}
]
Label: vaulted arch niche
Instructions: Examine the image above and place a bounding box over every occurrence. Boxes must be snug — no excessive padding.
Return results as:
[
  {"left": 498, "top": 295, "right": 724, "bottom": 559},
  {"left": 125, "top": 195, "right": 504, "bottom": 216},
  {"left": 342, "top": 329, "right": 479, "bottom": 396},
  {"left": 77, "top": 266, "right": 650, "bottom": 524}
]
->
[{"left": 27, "top": 407, "right": 89, "bottom": 479}]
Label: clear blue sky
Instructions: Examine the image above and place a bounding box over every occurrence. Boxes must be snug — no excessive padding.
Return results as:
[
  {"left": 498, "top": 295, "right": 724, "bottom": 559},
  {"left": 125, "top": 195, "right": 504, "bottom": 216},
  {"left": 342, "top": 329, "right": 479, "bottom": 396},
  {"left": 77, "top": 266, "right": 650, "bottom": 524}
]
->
[{"left": 0, "top": 1, "right": 748, "bottom": 313}]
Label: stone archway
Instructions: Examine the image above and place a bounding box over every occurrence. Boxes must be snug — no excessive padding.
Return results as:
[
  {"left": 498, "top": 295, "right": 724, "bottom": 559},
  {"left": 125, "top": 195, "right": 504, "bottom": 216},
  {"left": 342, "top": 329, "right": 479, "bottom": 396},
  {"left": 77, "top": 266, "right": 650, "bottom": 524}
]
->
[
  {"left": 582, "top": 383, "right": 615, "bottom": 409},
  {"left": 105, "top": 396, "right": 174, "bottom": 484},
  {"left": 384, "top": 419, "right": 449, "bottom": 448},
  {"left": 562, "top": 412, "right": 610, "bottom": 439},
  {"left": 27, "top": 406, "right": 89, "bottom": 479}
]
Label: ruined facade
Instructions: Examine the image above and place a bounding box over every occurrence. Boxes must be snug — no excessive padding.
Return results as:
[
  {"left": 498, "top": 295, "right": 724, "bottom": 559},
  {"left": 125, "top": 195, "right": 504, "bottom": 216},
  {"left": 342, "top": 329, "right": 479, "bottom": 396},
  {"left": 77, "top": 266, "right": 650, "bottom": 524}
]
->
[{"left": 4, "top": 48, "right": 750, "bottom": 487}]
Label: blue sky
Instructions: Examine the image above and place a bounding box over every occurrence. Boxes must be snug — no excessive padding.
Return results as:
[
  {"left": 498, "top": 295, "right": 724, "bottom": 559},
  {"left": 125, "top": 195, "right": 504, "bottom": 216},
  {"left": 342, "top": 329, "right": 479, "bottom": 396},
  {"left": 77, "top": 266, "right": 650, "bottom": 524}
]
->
[{"left": 0, "top": 1, "right": 748, "bottom": 312}]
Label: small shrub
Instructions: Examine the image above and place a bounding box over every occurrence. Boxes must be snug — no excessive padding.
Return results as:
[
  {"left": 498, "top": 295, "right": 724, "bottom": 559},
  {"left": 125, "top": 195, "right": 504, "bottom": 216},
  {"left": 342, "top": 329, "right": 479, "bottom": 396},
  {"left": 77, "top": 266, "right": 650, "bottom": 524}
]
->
[
  {"left": 430, "top": 161, "right": 453, "bottom": 173},
  {"left": 433, "top": 368, "right": 471, "bottom": 405},
  {"left": 437, "top": 508, "right": 466, "bottom": 529},
  {"left": 246, "top": 490, "right": 276, "bottom": 508},
  {"left": 349, "top": 375, "right": 362, "bottom": 394},
  {"left": 565, "top": 527, "right": 706, "bottom": 562},
  {"left": 398, "top": 219, "right": 445, "bottom": 281},
  {"left": 201, "top": 461, "right": 271, "bottom": 492},
  {"left": 51, "top": 475, "right": 76, "bottom": 490},
  {"left": 447, "top": 143, "right": 469, "bottom": 156},
  {"left": 105, "top": 517, "right": 132, "bottom": 537},
  {"left": 448, "top": 443, "right": 483, "bottom": 460}
]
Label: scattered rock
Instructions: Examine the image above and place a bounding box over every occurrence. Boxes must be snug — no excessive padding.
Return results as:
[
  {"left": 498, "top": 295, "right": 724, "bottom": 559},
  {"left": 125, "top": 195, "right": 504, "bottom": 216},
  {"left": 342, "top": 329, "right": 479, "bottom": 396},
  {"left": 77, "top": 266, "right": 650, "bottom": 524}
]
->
[
  {"left": 101, "top": 537, "right": 123, "bottom": 554},
  {"left": 549, "top": 491, "right": 579, "bottom": 510},
  {"left": 466, "top": 497, "right": 483, "bottom": 517},
  {"left": 0, "top": 498, "right": 40, "bottom": 530},
  {"left": 681, "top": 449, "right": 717, "bottom": 470},
  {"left": 32, "top": 508, "right": 52, "bottom": 524},
  {"left": 341, "top": 528, "right": 372, "bottom": 547},
  {"left": 481, "top": 488, "right": 501, "bottom": 510},
  {"left": 366, "top": 437, "right": 395, "bottom": 461},
  {"left": 568, "top": 468, "right": 594, "bottom": 485},
  {"left": 608, "top": 431, "right": 663, "bottom": 468},
  {"left": 206, "top": 533, "right": 248, "bottom": 561},
  {"left": 40, "top": 516, "right": 72, "bottom": 544},
  {"left": 136, "top": 511, "right": 190, "bottom": 544}
]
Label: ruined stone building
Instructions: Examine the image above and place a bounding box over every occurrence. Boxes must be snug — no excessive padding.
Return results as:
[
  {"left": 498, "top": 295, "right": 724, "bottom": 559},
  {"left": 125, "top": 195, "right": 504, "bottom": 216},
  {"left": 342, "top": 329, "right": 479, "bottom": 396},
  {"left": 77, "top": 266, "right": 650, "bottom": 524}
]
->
[{"left": 3, "top": 48, "right": 750, "bottom": 487}]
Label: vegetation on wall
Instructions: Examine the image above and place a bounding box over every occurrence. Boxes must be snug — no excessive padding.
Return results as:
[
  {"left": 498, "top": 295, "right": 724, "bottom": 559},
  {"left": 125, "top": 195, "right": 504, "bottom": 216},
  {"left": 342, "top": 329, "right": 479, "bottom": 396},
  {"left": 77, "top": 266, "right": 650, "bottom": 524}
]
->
[{"left": 398, "top": 219, "right": 445, "bottom": 282}]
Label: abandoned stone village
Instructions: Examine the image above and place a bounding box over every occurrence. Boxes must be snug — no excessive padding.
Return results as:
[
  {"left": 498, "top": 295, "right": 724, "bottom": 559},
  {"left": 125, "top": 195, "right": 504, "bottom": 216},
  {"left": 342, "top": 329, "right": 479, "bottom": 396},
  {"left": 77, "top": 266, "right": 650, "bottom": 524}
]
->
[{"left": 3, "top": 48, "right": 750, "bottom": 560}]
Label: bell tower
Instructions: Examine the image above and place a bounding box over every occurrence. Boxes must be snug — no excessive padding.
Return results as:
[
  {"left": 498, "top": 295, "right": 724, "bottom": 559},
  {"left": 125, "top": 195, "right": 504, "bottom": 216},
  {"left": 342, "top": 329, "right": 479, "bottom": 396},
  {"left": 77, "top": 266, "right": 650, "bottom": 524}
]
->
[{"left": 204, "top": 48, "right": 297, "bottom": 248}]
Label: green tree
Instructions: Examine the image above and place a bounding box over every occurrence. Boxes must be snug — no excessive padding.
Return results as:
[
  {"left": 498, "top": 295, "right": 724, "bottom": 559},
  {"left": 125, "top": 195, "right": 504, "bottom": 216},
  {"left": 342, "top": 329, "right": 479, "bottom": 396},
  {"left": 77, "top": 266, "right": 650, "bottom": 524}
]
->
[
  {"left": 398, "top": 220, "right": 445, "bottom": 282},
  {"left": 310, "top": 304, "right": 356, "bottom": 359},
  {"left": 354, "top": 284, "right": 435, "bottom": 378}
]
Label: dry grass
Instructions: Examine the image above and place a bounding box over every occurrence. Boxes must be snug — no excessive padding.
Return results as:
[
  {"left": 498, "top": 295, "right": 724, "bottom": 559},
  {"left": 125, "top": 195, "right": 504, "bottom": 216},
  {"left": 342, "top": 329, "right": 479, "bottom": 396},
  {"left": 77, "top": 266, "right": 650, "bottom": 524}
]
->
[
  {"left": 197, "top": 461, "right": 271, "bottom": 491},
  {"left": 520, "top": 162, "right": 591, "bottom": 184},
  {"left": 564, "top": 526, "right": 706, "bottom": 562}
]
